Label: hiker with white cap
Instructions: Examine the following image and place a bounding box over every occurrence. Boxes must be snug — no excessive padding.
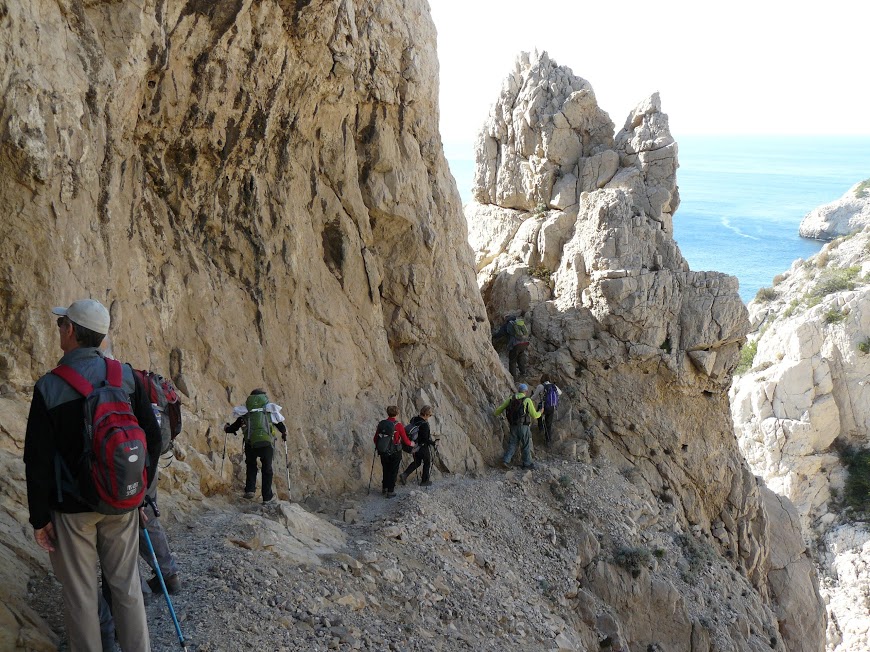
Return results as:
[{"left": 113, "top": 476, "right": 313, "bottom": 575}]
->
[
  {"left": 493, "top": 383, "right": 541, "bottom": 470},
  {"left": 24, "top": 299, "right": 162, "bottom": 651}
]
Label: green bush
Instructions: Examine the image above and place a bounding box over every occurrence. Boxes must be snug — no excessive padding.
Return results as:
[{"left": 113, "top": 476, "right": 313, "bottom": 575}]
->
[
  {"left": 735, "top": 340, "right": 758, "bottom": 375},
  {"left": 824, "top": 309, "right": 847, "bottom": 324},
  {"left": 782, "top": 299, "right": 799, "bottom": 319},
  {"left": 812, "top": 266, "right": 861, "bottom": 298},
  {"left": 855, "top": 178, "right": 870, "bottom": 199},
  {"left": 859, "top": 338, "right": 870, "bottom": 354},
  {"left": 755, "top": 287, "right": 778, "bottom": 302},
  {"left": 614, "top": 546, "right": 652, "bottom": 578},
  {"left": 529, "top": 264, "right": 553, "bottom": 283},
  {"left": 839, "top": 446, "right": 870, "bottom": 511}
]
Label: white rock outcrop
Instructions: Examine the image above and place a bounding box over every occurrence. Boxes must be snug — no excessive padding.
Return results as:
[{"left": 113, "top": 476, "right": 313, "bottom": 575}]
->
[
  {"left": 732, "top": 224, "right": 870, "bottom": 651},
  {"left": 799, "top": 182, "right": 870, "bottom": 241},
  {"left": 467, "top": 51, "right": 824, "bottom": 652}
]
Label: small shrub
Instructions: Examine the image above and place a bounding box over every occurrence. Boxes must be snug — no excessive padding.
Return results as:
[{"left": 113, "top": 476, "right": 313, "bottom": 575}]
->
[
  {"left": 855, "top": 178, "right": 870, "bottom": 199},
  {"left": 653, "top": 548, "right": 666, "bottom": 559},
  {"left": 839, "top": 446, "right": 870, "bottom": 512},
  {"left": 735, "top": 340, "right": 758, "bottom": 375},
  {"left": 676, "top": 534, "right": 716, "bottom": 582},
  {"left": 824, "top": 309, "right": 847, "bottom": 324},
  {"left": 529, "top": 264, "right": 553, "bottom": 284},
  {"left": 660, "top": 337, "right": 672, "bottom": 354},
  {"left": 782, "top": 299, "right": 799, "bottom": 319},
  {"left": 772, "top": 273, "right": 787, "bottom": 286},
  {"left": 531, "top": 202, "right": 549, "bottom": 216},
  {"left": 755, "top": 286, "right": 778, "bottom": 302},
  {"left": 614, "top": 546, "right": 652, "bottom": 578},
  {"left": 812, "top": 266, "right": 861, "bottom": 298},
  {"left": 858, "top": 338, "right": 870, "bottom": 354},
  {"left": 558, "top": 475, "right": 573, "bottom": 488},
  {"left": 815, "top": 250, "right": 830, "bottom": 268}
]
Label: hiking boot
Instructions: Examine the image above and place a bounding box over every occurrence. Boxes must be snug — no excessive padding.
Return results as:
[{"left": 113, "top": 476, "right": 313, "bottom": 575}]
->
[
  {"left": 420, "top": 480, "right": 432, "bottom": 487},
  {"left": 243, "top": 491, "right": 255, "bottom": 500},
  {"left": 147, "top": 573, "right": 181, "bottom": 595},
  {"left": 398, "top": 473, "right": 407, "bottom": 486},
  {"left": 263, "top": 495, "right": 277, "bottom": 504},
  {"left": 521, "top": 463, "right": 536, "bottom": 470},
  {"left": 385, "top": 491, "right": 396, "bottom": 499},
  {"left": 500, "top": 459, "right": 510, "bottom": 470}
]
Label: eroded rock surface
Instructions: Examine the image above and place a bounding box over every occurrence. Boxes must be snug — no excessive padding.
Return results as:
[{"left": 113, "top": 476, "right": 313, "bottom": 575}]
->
[
  {"left": 799, "top": 182, "right": 870, "bottom": 241},
  {"left": 731, "top": 226, "right": 870, "bottom": 651},
  {"left": 0, "top": 0, "right": 508, "bottom": 644},
  {"left": 467, "top": 51, "right": 824, "bottom": 651}
]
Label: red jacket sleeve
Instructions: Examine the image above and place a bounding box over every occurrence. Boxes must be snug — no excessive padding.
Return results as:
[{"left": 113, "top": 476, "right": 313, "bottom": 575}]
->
[{"left": 394, "top": 422, "right": 412, "bottom": 447}]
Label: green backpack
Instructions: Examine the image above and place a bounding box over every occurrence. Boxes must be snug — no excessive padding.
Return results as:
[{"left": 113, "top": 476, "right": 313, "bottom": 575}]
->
[
  {"left": 510, "top": 318, "right": 529, "bottom": 340},
  {"left": 244, "top": 393, "right": 274, "bottom": 448}
]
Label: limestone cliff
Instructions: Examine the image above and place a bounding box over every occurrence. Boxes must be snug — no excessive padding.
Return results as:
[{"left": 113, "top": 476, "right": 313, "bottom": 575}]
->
[
  {"left": 0, "top": 3, "right": 827, "bottom": 651},
  {"left": 467, "top": 51, "right": 824, "bottom": 651},
  {"left": 799, "top": 181, "right": 870, "bottom": 241},
  {"left": 731, "top": 224, "right": 870, "bottom": 651},
  {"left": 0, "top": 0, "right": 508, "bottom": 646}
]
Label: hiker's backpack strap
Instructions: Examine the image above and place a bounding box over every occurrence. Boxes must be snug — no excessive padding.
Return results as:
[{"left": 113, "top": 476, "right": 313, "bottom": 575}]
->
[
  {"left": 104, "top": 358, "right": 123, "bottom": 388},
  {"left": 51, "top": 364, "right": 94, "bottom": 397}
]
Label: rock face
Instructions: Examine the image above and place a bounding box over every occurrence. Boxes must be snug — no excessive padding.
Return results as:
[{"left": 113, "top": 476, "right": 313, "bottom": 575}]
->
[
  {"left": 0, "top": 4, "right": 827, "bottom": 650},
  {"left": 0, "top": 0, "right": 509, "bottom": 645},
  {"left": 467, "top": 51, "right": 824, "bottom": 651},
  {"left": 799, "top": 181, "right": 870, "bottom": 240},
  {"left": 731, "top": 226, "right": 870, "bottom": 651}
]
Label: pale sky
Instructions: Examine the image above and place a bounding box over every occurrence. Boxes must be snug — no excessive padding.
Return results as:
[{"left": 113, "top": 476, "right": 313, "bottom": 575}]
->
[{"left": 428, "top": 0, "right": 870, "bottom": 154}]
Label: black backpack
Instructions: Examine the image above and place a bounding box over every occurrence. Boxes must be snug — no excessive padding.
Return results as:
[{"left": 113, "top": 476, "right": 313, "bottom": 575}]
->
[
  {"left": 403, "top": 417, "right": 423, "bottom": 453},
  {"left": 506, "top": 395, "right": 527, "bottom": 426},
  {"left": 375, "top": 419, "right": 398, "bottom": 455}
]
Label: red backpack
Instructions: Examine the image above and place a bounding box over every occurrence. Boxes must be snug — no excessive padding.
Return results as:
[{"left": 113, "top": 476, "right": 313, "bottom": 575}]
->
[
  {"left": 134, "top": 370, "right": 182, "bottom": 454},
  {"left": 52, "top": 358, "right": 148, "bottom": 514}
]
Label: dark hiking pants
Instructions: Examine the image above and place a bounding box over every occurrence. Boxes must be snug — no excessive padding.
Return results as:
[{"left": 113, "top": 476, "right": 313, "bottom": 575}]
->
[
  {"left": 380, "top": 451, "right": 402, "bottom": 492},
  {"left": 402, "top": 446, "right": 432, "bottom": 483},
  {"left": 245, "top": 442, "right": 275, "bottom": 500}
]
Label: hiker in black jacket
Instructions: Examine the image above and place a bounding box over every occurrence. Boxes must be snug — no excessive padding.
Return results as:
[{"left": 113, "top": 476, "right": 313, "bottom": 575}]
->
[{"left": 399, "top": 406, "right": 435, "bottom": 487}]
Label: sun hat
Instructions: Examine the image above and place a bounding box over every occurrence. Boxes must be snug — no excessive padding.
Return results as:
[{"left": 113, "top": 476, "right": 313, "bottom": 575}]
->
[{"left": 52, "top": 299, "right": 111, "bottom": 335}]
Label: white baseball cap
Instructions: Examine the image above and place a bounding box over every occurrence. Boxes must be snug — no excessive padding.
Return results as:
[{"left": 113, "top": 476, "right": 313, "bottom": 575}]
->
[{"left": 52, "top": 299, "right": 111, "bottom": 335}]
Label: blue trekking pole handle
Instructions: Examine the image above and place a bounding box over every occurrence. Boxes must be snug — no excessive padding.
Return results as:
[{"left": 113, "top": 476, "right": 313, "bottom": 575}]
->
[{"left": 142, "top": 497, "right": 187, "bottom": 650}]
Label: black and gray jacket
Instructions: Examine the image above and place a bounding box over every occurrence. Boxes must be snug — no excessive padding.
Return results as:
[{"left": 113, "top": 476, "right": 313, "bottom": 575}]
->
[{"left": 24, "top": 347, "right": 161, "bottom": 529}]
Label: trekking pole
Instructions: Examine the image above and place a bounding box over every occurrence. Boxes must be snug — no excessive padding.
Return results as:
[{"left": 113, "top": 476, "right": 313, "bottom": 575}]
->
[
  {"left": 220, "top": 424, "right": 229, "bottom": 477},
  {"left": 283, "top": 438, "right": 292, "bottom": 501},
  {"left": 142, "top": 496, "right": 187, "bottom": 650},
  {"left": 367, "top": 449, "right": 376, "bottom": 495}
]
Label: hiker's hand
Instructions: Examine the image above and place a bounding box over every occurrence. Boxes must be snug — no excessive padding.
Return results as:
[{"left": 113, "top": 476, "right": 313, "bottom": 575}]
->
[
  {"left": 34, "top": 523, "right": 56, "bottom": 553},
  {"left": 138, "top": 506, "right": 148, "bottom": 528}
]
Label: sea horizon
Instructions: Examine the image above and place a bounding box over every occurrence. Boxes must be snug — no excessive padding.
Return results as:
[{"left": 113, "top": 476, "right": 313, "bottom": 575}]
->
[{"left": 446, "top": 134, "right": 870, "bottom": 303}]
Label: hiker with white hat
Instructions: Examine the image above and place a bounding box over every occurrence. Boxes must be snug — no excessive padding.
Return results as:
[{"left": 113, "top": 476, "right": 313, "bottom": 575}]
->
[{"left": 24, "top": 299, "right": 161, "bottom": 651}]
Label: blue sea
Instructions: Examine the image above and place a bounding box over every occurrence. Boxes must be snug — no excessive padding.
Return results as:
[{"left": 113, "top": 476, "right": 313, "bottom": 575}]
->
[{"left": 446, "top": 136, "right": 870, "bottom": 303}]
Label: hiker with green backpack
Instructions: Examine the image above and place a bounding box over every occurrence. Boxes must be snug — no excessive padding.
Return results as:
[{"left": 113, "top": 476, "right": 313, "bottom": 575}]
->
[
  {"left": 224, "top": 389, "right": 287, "bottom": 503},
  {"left": 492, "top": 312, "right": 531, "bottom": 379},
  {"left": 494, "top": 383, "right": 542, "bottom": 470}
]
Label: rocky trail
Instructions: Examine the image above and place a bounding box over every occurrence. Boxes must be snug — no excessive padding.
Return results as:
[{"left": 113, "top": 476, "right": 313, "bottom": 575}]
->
[{"left": 26, "top": 435, "right": 788, "bottom": 652}]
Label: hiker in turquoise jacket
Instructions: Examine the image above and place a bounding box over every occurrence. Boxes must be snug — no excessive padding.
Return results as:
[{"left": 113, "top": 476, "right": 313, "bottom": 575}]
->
[{"left": 494, "top": 383, "right": 542, "bottom": 470}]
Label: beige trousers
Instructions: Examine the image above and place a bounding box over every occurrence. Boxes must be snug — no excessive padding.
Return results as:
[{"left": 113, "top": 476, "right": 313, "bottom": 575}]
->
[{"left": 50, "top": 511, "right": 151, "bottom": 652}]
